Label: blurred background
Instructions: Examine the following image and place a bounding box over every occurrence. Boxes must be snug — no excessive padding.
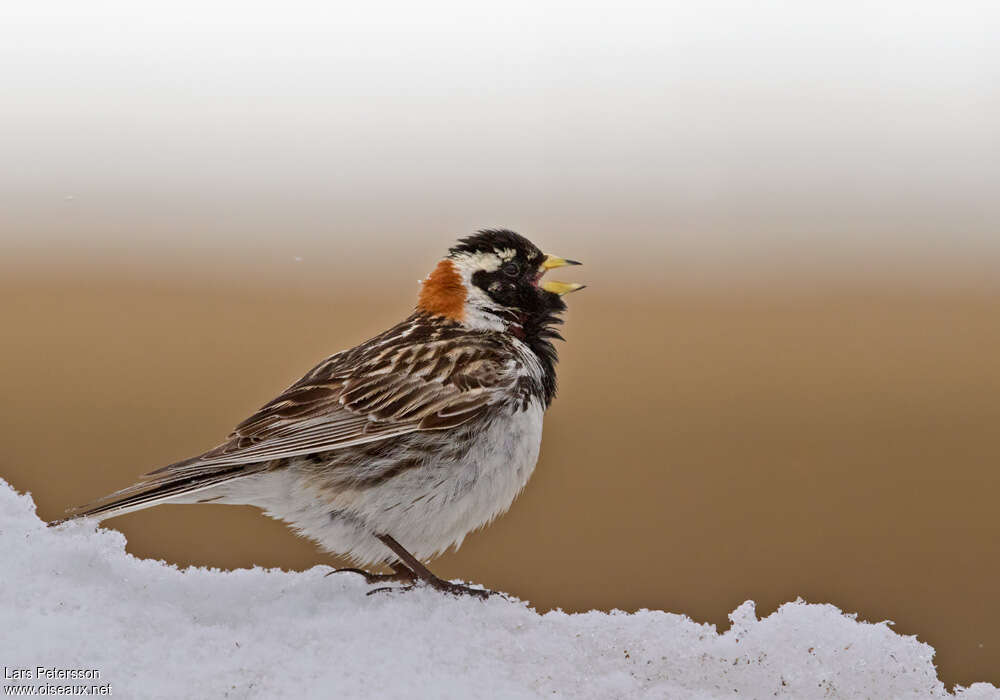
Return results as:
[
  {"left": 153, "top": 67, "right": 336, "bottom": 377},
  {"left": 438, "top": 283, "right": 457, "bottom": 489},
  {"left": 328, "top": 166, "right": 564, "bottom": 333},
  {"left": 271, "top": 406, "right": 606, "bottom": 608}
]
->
[{"left": 2, "top": 0, "right": 998, "bottom": 687}]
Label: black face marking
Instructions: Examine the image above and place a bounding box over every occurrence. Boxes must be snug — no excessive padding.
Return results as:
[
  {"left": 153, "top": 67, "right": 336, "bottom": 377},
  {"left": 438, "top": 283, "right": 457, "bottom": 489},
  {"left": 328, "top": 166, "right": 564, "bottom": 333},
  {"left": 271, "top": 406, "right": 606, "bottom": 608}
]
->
[
  {"left": 450, "top": 228, "right": 568, "bottom": 404},
  {"left": 452, "top": 229, "right": 552, "bottom": 315}
]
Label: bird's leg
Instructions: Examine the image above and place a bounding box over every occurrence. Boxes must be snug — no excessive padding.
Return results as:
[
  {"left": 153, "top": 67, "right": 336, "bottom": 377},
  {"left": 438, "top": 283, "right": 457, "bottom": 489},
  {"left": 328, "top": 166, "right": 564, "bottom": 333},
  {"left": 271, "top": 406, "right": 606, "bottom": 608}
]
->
[
  {"left": 326, "top": 560, "right": 417, "bottom": 585},
  {"left": 370, "top": 533, "right": 495, "bottom": 600}
]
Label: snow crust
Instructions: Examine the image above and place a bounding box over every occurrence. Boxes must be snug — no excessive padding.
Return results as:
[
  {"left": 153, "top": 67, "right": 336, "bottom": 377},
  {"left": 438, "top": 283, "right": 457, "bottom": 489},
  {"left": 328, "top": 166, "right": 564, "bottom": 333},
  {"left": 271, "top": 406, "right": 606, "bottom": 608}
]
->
[{"left": 1, "top": 479, "right": 996, "bottom": 699}]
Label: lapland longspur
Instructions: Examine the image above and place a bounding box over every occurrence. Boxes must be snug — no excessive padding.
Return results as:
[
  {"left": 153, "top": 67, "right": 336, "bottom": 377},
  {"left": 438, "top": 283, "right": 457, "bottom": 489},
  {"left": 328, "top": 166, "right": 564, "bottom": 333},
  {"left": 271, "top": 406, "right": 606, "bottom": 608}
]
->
[{"left": 57, "top": 229, "right": 583, "bottom": 598}]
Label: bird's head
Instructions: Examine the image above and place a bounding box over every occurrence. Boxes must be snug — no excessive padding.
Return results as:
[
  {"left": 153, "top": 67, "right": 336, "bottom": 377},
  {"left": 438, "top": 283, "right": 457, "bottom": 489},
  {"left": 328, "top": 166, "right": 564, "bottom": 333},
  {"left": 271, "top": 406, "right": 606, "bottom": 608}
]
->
[{"left": 417, "top": 229, "right": 584, "bottom": 335}]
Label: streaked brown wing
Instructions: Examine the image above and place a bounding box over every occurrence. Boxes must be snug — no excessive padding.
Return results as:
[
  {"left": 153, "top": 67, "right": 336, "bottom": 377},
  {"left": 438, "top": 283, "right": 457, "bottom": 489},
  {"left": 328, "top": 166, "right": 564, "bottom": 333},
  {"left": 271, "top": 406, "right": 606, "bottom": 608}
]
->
[{"left": 145, "top": 323, "right": 512, "bottom": 477}]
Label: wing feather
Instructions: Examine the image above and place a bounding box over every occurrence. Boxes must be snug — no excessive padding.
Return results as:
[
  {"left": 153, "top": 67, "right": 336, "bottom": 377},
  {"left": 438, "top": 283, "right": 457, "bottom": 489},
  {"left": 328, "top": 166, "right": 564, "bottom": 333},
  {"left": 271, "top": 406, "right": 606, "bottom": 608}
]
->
[
  {"left": 143, "top": 318, "right": 515, "bottom": 477},
  {"left": 61, "top": 311, "right": 532, "bottom": 523}
]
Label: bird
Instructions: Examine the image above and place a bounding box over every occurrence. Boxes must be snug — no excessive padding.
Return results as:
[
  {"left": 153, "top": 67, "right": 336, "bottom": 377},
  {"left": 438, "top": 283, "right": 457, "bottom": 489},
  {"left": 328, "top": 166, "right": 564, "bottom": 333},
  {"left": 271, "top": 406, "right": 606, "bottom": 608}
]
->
[{"left": 55, "top": 229, "right": 584, "bottom": 598}]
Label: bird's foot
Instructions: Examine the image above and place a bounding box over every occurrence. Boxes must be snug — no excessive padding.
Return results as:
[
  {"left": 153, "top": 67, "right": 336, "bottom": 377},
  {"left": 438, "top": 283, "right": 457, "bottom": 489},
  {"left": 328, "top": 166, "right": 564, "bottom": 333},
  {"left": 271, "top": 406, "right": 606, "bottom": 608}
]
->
[
  {"left": 366, "top": 584, "right": 416, "bottom": 596},
  {"left": 367, "top": 534, "right": 502, "bottom": 600},
  {"left": 366, "top": 577, "right": 498, "bottom": 600},
  {"left": 326, "top": 566, "right": 416, "bottom": 585},
  {"left": 426, "top": 578, "right": 496, "bottom": 600}
]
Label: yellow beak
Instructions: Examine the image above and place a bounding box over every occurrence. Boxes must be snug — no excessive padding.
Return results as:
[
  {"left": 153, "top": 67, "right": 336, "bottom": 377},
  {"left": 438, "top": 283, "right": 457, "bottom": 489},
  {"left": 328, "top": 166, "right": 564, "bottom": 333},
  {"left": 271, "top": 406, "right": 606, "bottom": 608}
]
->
[
  {"left": 541, "top": 255, "right": 582, "bottom": 270},
  {"left": 541, "top": 280, "right": 586, "bottom": 295},
  {"left": 540, "top": 254, "right": 585, "bottom": 295}
]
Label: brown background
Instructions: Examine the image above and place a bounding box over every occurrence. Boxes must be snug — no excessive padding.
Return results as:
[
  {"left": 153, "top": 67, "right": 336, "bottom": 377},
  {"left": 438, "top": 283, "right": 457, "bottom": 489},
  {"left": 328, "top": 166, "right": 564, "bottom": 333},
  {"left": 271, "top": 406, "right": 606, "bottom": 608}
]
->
[
  {"left": 4, "top": 1, "right": 1000, "bottom": 688},
  {"left": 2, "top": 270, "right": 998, "bottom": 687}
]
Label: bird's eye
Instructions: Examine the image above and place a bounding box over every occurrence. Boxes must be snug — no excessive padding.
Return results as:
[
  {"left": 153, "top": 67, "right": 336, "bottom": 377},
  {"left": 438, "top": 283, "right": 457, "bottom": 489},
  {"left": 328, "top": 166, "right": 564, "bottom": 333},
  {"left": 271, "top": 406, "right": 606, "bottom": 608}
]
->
[{"left": 502, "top": 262, "right": 520, "bottom": 278}]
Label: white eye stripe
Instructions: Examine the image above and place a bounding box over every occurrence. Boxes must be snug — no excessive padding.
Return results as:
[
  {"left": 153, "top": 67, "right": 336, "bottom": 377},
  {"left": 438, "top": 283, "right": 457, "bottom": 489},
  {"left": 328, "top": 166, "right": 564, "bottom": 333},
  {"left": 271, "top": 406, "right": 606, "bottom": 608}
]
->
[
  {"left": 450, "top": 250, "right": 501, "bottom": 273},
  {"left": 439, "top": 251, "right": 506, "bottom": 332}
]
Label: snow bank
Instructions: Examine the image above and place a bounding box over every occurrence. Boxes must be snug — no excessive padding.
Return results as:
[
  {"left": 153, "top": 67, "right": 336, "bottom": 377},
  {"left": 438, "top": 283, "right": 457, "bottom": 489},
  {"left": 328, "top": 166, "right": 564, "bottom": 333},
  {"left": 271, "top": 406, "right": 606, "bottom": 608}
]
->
[{"left": 1, "top": 479, "right": 995, "bottom": 699}]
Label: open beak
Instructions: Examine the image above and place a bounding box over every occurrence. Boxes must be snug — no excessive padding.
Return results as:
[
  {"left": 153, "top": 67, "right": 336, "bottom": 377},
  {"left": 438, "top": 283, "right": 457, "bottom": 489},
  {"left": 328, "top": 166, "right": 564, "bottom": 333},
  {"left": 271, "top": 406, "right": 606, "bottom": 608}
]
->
[{"left": 540, "top": 255, "right": 585, "bottom": 296}]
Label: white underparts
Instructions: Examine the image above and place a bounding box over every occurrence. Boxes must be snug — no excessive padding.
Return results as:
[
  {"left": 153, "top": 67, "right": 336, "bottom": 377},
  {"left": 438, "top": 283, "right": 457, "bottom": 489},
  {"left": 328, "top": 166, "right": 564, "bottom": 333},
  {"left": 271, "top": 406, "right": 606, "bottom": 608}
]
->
[{"left": 206, "top": 399, "right": 545, "bottom": 565}]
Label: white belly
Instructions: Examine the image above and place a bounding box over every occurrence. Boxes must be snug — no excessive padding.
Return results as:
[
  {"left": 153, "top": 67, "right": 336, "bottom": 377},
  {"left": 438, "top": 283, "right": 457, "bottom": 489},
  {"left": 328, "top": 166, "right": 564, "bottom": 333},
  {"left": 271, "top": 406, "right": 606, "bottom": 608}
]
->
[{"left": 226, "top": 400, "right": 545, "bottom": 565}]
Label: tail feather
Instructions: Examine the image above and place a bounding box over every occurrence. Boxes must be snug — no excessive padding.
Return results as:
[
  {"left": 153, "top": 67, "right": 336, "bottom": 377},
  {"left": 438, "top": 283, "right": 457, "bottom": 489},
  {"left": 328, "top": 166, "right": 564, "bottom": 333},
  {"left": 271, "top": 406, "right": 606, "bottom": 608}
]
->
[{"left": 52, "top": 464, "right": 267, "bottom": 526}]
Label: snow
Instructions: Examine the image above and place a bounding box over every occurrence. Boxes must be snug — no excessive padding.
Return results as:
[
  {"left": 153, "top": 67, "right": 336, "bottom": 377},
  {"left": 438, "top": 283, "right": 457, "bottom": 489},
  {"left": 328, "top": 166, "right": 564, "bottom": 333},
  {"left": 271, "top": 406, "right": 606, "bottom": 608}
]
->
[{"left": 1, "top": 479, "right": 996, "bottom": 699}]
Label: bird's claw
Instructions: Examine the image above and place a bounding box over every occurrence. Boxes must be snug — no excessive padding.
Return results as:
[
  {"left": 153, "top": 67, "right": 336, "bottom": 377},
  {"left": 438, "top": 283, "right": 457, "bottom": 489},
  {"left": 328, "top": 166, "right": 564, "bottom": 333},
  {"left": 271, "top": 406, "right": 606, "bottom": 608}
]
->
[
  {"left": 365, "top": 579, "right": 498, "bottom": 600},
  {"left": 366, "top": 584, "right": 416, "bottom": 596},
  {"left": 327, "top": 567, "right": 417, "bottom": 585}
]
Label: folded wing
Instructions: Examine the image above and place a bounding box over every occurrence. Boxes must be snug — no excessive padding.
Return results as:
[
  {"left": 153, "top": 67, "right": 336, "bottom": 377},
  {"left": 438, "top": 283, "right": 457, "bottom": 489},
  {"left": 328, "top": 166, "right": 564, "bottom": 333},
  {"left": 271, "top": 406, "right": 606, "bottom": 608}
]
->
[{"left": 64, "top": 324, "right": 515, "bottom": 521}]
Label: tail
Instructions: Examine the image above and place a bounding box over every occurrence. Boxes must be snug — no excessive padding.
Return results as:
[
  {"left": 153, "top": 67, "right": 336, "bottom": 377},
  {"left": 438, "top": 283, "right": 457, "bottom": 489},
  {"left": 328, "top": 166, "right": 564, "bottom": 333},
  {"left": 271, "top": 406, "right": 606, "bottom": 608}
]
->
[{"left": 50, "top": 462, "right": 268, "bottom": 527}]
